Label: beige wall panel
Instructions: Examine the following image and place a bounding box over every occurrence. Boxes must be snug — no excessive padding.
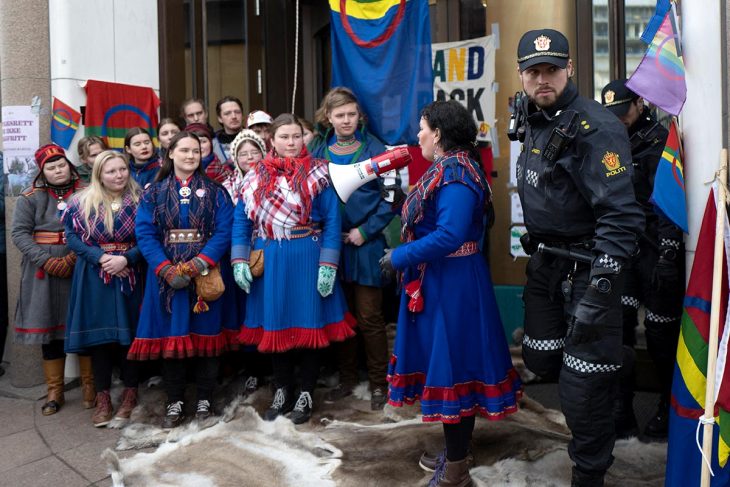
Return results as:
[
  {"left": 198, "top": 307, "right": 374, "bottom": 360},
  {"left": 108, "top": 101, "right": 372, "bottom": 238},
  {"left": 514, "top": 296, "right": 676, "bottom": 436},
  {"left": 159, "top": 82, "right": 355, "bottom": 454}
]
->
[{"left": 487, "top": 0, "right": 576, "bottom": 285}]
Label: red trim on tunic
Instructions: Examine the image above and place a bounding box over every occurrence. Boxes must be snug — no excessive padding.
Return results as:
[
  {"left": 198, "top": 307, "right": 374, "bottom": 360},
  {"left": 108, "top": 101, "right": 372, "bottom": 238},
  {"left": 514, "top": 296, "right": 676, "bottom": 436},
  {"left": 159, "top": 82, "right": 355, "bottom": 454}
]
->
[
  {"left": 387, "top": 368, "right": 523, "bottom": 401},
  {"left": 15, "top": 324, "right": 65, "bottom": 334},
  {"left": 154, "top": 260, "right": 172, "bottom": 275},
  {"left": 238, "top": 312, "right": 357, "bottom": 353},
  {"left": 222, "top": 328, "right": 240, "bottom": 351},
  {"left": 127, "top": 332, "right": 229, "bottom": 361}
]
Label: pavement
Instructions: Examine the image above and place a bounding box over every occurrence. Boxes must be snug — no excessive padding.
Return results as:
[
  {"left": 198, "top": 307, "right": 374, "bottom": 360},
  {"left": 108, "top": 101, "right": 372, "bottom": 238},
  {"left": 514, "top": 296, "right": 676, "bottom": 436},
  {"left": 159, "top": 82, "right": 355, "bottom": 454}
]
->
[
  {"left": 0, "top": 358, "right": 665, "bottom": 487},
  {"left": 0, "top": 363, "right": 120, "bottom": 487}
]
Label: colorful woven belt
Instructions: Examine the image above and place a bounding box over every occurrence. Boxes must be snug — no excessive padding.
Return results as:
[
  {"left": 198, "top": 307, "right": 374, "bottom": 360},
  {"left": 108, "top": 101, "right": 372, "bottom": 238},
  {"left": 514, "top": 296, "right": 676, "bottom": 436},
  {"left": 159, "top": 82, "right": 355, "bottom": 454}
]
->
[
  {"left": 254, "top": 223, "right": 322, "bottom": 240},
  {"left": 447, "top": 241, "right": 479, "bottom": 257},
  {"left": 99, "top": 242, "right": 133, "bottom": 253},
  {"left": 166, "top": 229, "right": 204, "bottom": 244},
  {"left": 32, "top": 231, "right": 66, "bottom": 245}
]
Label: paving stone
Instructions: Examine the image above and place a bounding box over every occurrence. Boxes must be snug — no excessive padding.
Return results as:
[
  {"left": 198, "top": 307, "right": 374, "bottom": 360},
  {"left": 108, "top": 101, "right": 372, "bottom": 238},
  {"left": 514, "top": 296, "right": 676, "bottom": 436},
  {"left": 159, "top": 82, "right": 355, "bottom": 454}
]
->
[
  {"left": 57, "top": 439, "right": 122, "bottom": 484},
  {"left": 1, "top": 455, "right": 87, "bottom": 486},
  {"left": 0, "top": 396, "right": 34, "bottom": 438},
  {"left": 0, "top": 429, "right": 50, "bottom": 473}
]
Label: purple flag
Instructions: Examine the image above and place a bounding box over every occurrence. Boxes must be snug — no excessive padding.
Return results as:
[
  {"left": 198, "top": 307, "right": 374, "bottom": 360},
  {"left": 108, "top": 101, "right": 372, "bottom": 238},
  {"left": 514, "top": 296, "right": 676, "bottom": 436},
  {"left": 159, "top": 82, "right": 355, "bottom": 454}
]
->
[{"left": 626, "top": 9, "right": 686, "bottom": 116}]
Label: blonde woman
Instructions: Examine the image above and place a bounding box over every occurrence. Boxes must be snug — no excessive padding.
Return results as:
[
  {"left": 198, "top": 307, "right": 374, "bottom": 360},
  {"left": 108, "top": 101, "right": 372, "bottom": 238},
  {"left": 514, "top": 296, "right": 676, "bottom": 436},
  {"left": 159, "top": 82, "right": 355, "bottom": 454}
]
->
[{"left": 63, "top": 150, "right": 144, "bottom": 427}]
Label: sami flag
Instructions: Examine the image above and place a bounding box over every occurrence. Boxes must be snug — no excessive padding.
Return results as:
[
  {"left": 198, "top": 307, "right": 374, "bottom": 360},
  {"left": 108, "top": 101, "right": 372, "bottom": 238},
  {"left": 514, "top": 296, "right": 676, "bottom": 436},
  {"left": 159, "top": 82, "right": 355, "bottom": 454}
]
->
[
  {"left": 666, "top": 189, "right": 730, "bottom": 485},
  {"left": 640, "top": 0, "right": 671, "bottom": 43},
  {"left": 650, "top": 121, "right": 688, "bottom": 232},
  {"left": 330, "top": 0, "right": 433, "bottom": 145},
  {"left": 626, "top": 4, "right": 686, "bottom": 116},
  {"left": 84, "top": 80, "right": 160, "bottom": 150},
  {"left": 51, "top": 97, "right": 81, "bottom": 150}
]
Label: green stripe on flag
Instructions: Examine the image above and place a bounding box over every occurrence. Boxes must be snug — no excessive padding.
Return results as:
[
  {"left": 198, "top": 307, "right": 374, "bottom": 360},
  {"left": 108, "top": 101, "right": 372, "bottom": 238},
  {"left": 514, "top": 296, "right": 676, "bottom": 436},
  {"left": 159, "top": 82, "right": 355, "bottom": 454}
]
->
[
  {"left": 719, "top": 409, "right": 730, "bottom": 467},
  {"left": 681, "top": 311, "right": 709, "bottom": 372}
]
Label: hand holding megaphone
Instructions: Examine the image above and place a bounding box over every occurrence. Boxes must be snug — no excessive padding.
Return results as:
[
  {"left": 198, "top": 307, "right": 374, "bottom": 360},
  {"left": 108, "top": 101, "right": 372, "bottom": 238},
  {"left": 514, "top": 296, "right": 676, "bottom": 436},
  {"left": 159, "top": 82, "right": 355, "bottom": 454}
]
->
[{"left": 328, "top": 147, "right": 412, "bottom": 203}]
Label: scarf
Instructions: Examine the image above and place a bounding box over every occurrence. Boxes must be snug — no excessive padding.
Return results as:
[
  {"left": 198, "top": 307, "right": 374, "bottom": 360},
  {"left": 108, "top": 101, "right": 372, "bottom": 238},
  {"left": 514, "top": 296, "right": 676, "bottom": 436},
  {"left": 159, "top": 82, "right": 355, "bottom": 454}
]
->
[
  {"left": 65, "top": 191, "right": 138, "bottom": 294},
  {"left": 223, "top": 170, "right": 245, "bottom": 206},
  {"left": 401, "top": 150, "right": 488, "bottom": 243},
  {"left": 241, "top": 149, "right": 329, "bottom": 240},
  {"left": 399, "top": 150, "right": 488, "bottom": 313},
  {"left": 203, "top": 152, "right": 233, "bottom": 183}
]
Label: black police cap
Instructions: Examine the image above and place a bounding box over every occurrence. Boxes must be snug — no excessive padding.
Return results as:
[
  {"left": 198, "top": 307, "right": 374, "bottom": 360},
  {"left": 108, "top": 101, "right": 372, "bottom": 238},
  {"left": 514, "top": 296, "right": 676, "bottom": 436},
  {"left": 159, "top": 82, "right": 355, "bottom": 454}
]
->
[
  {"left": 601, "top": 79, "right": 639, "bottom": 117},
  {"left": 517, "top": 29, "right": 570, "bottom": 71}
]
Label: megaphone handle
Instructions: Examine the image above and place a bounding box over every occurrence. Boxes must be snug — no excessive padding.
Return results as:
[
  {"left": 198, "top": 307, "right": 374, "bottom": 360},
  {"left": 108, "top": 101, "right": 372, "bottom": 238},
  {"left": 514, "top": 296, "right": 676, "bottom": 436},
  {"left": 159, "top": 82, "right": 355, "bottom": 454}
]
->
[{"left": 382, "top": 170, "right": 396, "bottom": 203}]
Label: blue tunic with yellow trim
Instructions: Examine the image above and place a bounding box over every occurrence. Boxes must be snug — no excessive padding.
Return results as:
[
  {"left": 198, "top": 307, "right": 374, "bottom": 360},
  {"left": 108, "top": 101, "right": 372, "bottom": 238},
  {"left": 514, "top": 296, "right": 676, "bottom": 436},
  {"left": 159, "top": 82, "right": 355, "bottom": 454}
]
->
[
  {"left": 387, "top": 163, "right": 522, "bottom": 423},
  {"left": 129, "top": 174, "right": 233, "bottom": 360}
]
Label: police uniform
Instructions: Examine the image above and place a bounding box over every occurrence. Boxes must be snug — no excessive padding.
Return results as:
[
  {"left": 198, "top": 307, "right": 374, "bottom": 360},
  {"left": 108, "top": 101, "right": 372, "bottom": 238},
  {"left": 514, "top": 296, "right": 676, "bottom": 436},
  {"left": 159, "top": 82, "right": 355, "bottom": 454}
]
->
[
  {"left": 601, "top": 80, "right": 684, "bottom": 439},
  {"left": 514, "top": 30, "right": 644, "bottom": 486}
]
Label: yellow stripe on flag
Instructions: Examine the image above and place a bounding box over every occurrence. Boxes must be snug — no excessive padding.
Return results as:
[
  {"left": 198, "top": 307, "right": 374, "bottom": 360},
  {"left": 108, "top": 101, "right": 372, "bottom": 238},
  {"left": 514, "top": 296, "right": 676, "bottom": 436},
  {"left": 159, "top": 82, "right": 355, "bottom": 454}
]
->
[
  {"left": 720, "top": 433, "right": 730, "bottom": 467},
  {"left": 676, "top": 328, "right": 708, "bottom": 408},
  {"left": 329, "top": 0, "right": 403, "bottom": 19},
  {"left": 52, "top": 114, "right": 78, "bottom": 130},
  {"left": 662, "top": 148, "right": 683, "bottom": 172}
]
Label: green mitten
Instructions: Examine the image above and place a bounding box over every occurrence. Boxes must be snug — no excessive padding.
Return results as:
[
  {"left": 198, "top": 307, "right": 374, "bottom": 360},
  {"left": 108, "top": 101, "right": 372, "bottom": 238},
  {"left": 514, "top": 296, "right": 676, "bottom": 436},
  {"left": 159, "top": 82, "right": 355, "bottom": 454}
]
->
[
  {"left": 233, "top": 262, "right": 253, "bottom": 293},
  {"left": 317, "top": 265, "right": 336, "bottom": 297}
]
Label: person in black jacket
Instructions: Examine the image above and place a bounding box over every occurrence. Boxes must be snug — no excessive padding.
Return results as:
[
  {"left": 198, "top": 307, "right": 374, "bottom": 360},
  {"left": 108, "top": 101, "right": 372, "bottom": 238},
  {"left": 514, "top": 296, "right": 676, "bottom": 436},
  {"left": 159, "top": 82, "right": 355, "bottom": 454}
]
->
[
  {"left": 602, "top": 79, "right": 684, "bottom": 440},
  {"left": 514, "top": 29, "right": 644, "bottom": 487}
]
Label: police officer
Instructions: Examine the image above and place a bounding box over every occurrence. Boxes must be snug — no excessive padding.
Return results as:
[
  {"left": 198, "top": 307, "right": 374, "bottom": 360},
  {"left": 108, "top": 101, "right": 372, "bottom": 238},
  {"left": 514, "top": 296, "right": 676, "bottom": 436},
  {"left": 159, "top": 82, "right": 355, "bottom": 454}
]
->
[
  {"left": 602, "top": 79, "right": 684, "bottom": 440},
  {"left": 513, "top": 30, "right": 644, "bottom": 486}
]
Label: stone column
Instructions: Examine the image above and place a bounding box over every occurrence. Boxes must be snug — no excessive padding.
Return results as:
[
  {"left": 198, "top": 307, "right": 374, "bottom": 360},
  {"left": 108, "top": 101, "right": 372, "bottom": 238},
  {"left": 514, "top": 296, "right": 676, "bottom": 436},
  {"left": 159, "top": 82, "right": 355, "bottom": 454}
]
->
[{"left": 0, "top": 0, "right": 52, "bottom": 387}]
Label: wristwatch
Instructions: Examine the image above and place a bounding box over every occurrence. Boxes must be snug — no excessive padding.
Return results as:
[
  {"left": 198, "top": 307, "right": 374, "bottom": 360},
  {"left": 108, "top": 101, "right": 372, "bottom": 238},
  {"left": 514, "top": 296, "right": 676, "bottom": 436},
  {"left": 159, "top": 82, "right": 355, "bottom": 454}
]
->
[{"left": 590, "top": 276, "right": 612, "bottom": 294}]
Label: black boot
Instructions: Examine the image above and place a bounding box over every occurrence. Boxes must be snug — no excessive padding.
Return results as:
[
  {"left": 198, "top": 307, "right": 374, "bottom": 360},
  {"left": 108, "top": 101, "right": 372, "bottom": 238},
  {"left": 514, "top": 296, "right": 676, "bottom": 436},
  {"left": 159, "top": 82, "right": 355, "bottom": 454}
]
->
[
  {"left": 289, "top": 391, "right": 313, "bottom": 424},
  {"left": 263, "top": 386, "right": 296, "bottom": 421},
  {"left": 644, "top": 398, "right": 670, "bottom": 439},
  {"left": 571, "top": 467, "right": 604, "bottom": 487}
]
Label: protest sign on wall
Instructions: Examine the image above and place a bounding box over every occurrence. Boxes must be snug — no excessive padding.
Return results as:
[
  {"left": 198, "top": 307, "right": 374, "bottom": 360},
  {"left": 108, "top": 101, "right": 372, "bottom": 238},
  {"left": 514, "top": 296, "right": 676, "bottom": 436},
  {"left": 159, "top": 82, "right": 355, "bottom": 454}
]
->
[
  {"left": 432, "top": 35, "right": 496, "bottom": 142},
  {"left": 2, "top": 105, "right": 39, "bottom": 195}
]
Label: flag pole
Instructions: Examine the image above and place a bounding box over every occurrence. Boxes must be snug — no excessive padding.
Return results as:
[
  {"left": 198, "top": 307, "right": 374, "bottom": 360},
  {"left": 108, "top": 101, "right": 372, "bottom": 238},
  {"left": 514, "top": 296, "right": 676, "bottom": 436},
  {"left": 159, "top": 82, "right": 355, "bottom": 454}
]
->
[{"left": 701, "top": 148, "right": 728, "bottom": 487}]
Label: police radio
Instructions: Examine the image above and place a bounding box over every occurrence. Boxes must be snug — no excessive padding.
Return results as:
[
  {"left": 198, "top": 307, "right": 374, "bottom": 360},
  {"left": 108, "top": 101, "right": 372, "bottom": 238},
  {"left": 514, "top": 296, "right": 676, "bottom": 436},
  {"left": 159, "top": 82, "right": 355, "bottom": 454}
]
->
[
  {"left": 507, "top": 92, "right": 526, "bottom": 142},
  {"left": 543, "top": 110, "right": 579, "bottom": 163},
  {"left": 629, "top": 120, "right": 661, "bottom": 152}
]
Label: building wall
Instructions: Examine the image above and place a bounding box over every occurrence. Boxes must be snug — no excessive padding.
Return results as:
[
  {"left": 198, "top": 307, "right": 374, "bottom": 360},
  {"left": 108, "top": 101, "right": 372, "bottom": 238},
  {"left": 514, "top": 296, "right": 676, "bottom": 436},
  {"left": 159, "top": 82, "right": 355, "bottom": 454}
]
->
[{"left": 48, "top": 0, "right": 159, "bottom": 164}]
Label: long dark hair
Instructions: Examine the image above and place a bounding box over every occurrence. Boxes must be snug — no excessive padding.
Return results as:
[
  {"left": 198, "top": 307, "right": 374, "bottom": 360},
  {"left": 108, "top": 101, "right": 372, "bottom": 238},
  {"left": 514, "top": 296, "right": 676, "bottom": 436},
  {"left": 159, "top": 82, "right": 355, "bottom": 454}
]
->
[
  {"left": 420, "top": 100, "right": 481, "bottom": 164},
  {"left": 123, "top": 127, "right": 153, "bottom": 151},
  {"left": 154, "top": 131, "right": 204, "bottom": 182}
]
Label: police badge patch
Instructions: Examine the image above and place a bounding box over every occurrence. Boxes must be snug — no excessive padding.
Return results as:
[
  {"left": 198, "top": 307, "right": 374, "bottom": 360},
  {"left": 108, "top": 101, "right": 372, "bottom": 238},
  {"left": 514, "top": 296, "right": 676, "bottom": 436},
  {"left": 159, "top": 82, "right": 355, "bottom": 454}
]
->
[
  {"left": 602, "top": 151, "right": 626, "bottom": 177},
  {"left": 534, "top": 35, "right": 551, "bottom": 52}
]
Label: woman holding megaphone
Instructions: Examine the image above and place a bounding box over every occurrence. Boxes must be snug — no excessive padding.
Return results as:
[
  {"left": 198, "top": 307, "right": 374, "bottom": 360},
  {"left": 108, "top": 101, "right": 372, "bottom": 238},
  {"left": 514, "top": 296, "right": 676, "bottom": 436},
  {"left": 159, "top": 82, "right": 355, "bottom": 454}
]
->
[
  {"left": 309, "top": 87, "right": 395, "bottom": 411},
  {"left": 381, "top": 101, "right": 523, "bottom": 486},
  {"left": 232, "top": 114, "right": 355, "bottom": 425}
]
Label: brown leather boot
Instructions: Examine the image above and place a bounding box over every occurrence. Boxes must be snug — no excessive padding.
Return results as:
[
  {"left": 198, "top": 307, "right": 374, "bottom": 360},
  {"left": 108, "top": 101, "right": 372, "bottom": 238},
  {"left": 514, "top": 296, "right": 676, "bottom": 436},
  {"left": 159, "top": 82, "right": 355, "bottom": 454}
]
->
[
  {"left": 41, "top": 358, "right": 66, "bottom": 416},
  {"left": 114, "top": 387, "right": 138, "bottom": 421},
  {"left": 427, "top": 458, "right": 473, "bottom": 487},
  {"left": 92, "top": 390, "right": 113, "bottom": 427},
  {"left": 77, "top": 355, "right": 96, "bottom": 409}
]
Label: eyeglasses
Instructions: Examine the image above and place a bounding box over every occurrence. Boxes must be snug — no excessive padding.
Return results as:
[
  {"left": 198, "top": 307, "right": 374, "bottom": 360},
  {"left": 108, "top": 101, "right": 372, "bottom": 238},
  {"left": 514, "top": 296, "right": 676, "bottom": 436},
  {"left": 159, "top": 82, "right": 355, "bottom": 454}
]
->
[{"left": 237, "top": 151, "right": 262, "bottom": 159}]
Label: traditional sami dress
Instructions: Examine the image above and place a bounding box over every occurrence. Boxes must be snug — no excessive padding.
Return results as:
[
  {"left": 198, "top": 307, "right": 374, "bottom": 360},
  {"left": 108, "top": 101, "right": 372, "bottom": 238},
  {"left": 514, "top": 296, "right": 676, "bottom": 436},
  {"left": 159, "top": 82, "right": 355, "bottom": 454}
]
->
[
  {"left": 129, "top": 157, "right": 161, "bottom": 189},
  {"left": 128, "top": 173, "right": 234, "bottom": 360},
  {"left": 221, "top": 169, "right": 247, "bottom": 346},
  {"left": 62, "top": 192, "right": 143, "bottom": 352},
  {"left": 231, "top": 151, "right": 355, "bottom": 353},
  {"left": 11, "top": 183, "right": 81, "bottom": 344},
  {"left": 387, "top": 151, "right": 522, "bottom": 423},
  {"left": 309, "top": 127, "right": 392, "bottom": 287}
]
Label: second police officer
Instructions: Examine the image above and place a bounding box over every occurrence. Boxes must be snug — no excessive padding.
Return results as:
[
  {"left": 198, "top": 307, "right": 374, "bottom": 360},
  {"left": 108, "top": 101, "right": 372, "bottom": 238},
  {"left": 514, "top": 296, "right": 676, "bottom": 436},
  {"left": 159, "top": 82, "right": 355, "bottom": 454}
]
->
[
  {"left": 601, "top": 79, "right": 684, "bottom": 440},
  {"left": 512, "top": 29, "right": 644, "bottom": 487}
]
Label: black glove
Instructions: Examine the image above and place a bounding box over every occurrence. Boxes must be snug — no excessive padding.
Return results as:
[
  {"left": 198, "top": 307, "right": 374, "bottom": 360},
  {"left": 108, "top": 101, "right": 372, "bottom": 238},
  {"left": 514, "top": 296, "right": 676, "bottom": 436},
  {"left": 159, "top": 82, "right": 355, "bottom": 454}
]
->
[
  {"left": 379, "top": 248, "right": 395, "bottom": 281},
  {"left": 519, "top": 233, "right": 538, "bottom": 255},
  {"left": 567, "top": 285, "right": 610, "bottom": 345},
  {"left": 652, "top": 256, "right": 679, "bottom": 290},
  {"left": 381, "top": 183, "right": 406, "bottom": 209}
]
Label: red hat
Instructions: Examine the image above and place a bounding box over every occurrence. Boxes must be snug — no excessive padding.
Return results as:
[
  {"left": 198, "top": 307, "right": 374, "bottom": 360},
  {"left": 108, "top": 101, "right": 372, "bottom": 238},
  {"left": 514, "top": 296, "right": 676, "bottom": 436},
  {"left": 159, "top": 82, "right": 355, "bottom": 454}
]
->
[
  {"left": 34, "top": 144, "right": 66, "bottom": 169},
  {"left": 185, "top": 123, "right": 213, "bottom": 140}
]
